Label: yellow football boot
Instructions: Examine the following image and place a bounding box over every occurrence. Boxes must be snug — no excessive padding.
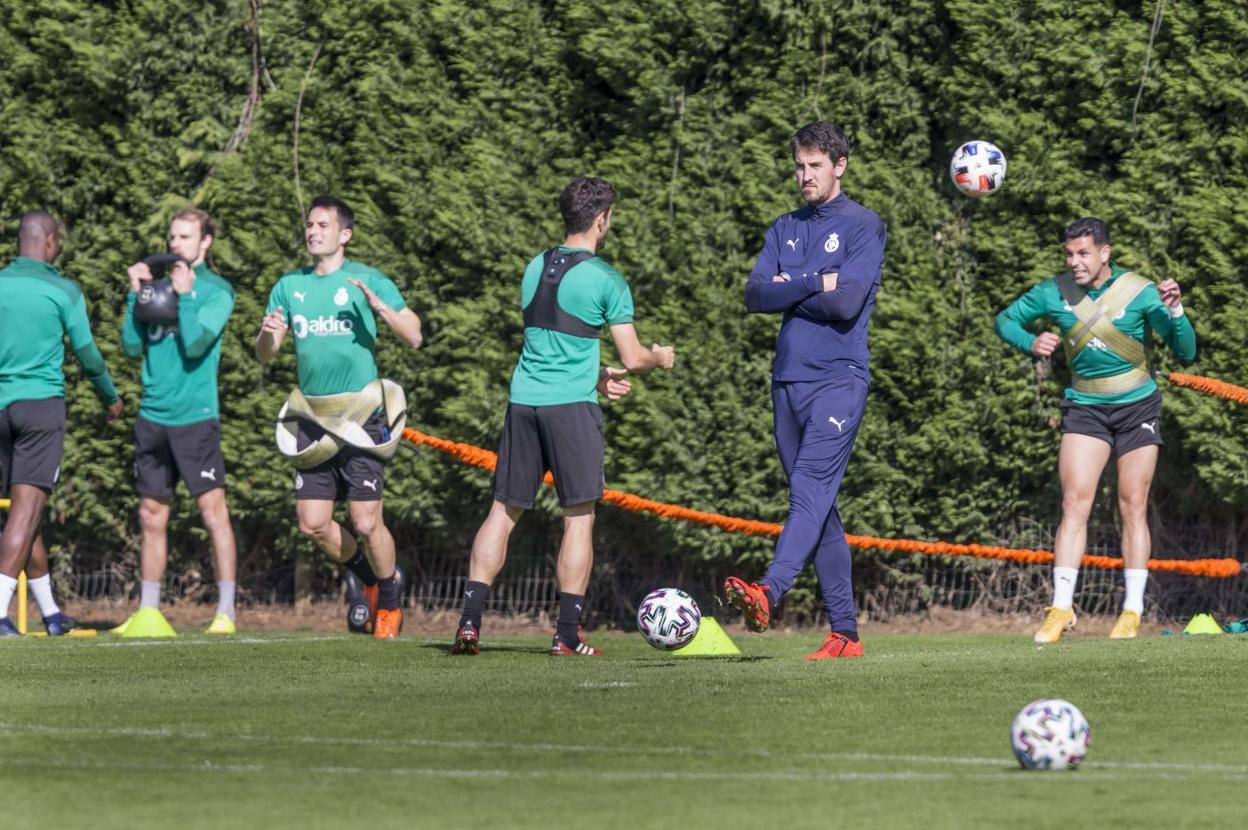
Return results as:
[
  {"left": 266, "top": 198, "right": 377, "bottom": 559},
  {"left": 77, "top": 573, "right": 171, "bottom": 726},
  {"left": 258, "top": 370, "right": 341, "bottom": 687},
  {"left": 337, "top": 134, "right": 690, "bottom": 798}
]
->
[
  {"left": 1109, "top": 610, "right": 1141, "bottom": 639},
  {"left": 1034, "top": 607, "right": 1077, "bottom": 643},
  {"left": 205, "top": 614, "right": 237, "bottom": 635}
]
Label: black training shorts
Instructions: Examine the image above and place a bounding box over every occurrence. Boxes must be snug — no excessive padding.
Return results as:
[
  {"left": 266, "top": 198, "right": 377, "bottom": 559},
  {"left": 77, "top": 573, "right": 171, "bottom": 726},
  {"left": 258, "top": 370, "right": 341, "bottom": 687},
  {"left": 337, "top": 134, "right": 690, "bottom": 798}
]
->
[
  {"left": 134, "top": 415, "right": 228, "bottom": 499},
  {"left": 492, "top": 402, "right": 604, "bottom": 509},
  {"left": 1060, "top": 391, "right": 1163, "bottom": 457},
  {"left": 0, "top": 397, "right": 66, "bottom": 492},
  {"left": 293, "top": 411, "right": 388, "bottom": 502}
]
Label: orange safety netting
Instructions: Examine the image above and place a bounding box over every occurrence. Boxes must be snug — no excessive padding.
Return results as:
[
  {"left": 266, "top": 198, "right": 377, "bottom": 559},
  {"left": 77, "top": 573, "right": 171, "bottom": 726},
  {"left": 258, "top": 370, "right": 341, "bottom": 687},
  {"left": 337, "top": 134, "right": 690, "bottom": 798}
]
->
[
  {"left": 1163, "top": 371, "right": 1248, "bottom": 406},
  {"left": 401, "top": 428, "right": 1243, "bottom": 578}
]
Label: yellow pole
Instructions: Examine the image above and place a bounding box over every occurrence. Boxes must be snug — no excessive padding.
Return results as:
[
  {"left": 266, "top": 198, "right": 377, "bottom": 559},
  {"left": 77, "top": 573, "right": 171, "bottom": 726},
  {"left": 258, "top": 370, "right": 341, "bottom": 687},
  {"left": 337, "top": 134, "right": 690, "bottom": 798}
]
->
[
  {"left": 17, "top": 572, "right": 27, "bottom": 635},
  {"left": 0, "top": 498, "right": 9, "bottom": 509}
]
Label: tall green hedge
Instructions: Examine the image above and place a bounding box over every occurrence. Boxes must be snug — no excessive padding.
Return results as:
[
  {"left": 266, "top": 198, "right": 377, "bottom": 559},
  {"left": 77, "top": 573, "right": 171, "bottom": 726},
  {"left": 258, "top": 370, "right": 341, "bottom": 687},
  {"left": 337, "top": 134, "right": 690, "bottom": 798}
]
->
[{"left": 1, "top": 0, "right": 1244, "bottom": 584}]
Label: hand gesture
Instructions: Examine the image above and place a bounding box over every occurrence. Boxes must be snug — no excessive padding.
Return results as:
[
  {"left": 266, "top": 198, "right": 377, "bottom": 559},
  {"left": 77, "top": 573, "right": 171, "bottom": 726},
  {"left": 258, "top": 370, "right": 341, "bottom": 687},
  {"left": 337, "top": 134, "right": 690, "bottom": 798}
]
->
[
  {"left": 1031, "top": 331, "right": 1060, "bottom": 357},
  {"left": 771, "top": 272, "right": 791, "bottom": 283},
  {"left": 651, "top": 343, "right": 675, "bottom": 370},
  {"left": 261, "top": 307, "right": 288, "bottom": 336},
  {"left": 127, "top": 262, "right": 153, "bottom": 294},
  {"left": 348, "top": 278, "right": 388, "bottom": 313},
  {"left": 1158, "top": 278, "right": 1182, "bottom": 309},
  {"left": 821, "top": 271, "right": 838, "bottom": 292},
  {"left": 170, "top": 261, "right": 196, "bottom": 296},
  {"left": 597, "top": 367, "right": 632, "bottom": 401}
]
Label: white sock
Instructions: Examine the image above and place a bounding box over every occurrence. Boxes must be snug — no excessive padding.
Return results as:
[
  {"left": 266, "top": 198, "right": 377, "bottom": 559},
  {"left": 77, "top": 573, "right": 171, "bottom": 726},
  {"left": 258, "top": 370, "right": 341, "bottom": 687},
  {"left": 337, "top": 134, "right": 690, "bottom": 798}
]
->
[
  {"left": 1123, "top": 569, "right": 1148, "bottom": 615},
  {"left": 140, "top": 580, "right": 162, "bottom": 609},
  {"left": 216, "top": 581, "right": 236, "bottom": 620},
  {"left": 0, "top": 574, "right": 17, "bottom": 619},
  {"left": 1052, "top": 566, "right": 1079, "bottom": 610},
  {"left": 27, "top": 574, "right": 61, "bottom": 616}
]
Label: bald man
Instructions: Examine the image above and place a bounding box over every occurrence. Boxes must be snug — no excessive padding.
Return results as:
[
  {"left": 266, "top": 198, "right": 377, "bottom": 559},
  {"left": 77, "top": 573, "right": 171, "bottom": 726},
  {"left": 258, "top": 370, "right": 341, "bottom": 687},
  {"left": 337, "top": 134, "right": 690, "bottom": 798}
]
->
[{"left": 0, "top": 212, "right": 123, "bottom": 636}]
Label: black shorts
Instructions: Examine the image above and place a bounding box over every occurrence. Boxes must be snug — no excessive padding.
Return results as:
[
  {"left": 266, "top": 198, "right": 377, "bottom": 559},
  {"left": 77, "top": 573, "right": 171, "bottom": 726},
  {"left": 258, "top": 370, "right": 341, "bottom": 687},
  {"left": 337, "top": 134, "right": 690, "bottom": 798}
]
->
[
  {"left": 0, "top": 398, "right": 66, "bottom": 493},
  {"left": 293, "top": 411, "right": 387, "bottom": 502},
  {"left": 134, "top": 416, "right": 228, "bottom": 499},
  {"left": 1060, "top": 391, "right": 1163, "bottom": 457},
  {"left": 492, "top": 402, "right": 604, "bottom": 509}
]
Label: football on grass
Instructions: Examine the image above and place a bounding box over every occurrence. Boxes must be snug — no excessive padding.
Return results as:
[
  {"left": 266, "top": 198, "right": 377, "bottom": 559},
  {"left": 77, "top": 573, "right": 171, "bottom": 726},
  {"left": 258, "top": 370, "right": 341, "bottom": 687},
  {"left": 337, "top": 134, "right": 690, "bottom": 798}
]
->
[
  {"left": 1011, "top": 698, "right": 1090, "bottom": 770},
  {"left": 636, "top": 588, "right": 701, "bottom": 650}
]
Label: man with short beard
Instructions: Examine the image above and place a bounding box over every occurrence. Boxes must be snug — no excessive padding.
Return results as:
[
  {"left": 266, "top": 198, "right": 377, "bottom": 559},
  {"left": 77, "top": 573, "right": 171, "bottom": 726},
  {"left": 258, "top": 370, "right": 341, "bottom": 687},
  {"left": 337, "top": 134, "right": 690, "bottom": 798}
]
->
[
  {"left": 723, "top": 122, "right": 887, "bottom": 660},
  {"left": 116, "top": 208, "right": 238, "bottom": 635},
  {"left": 256, "top": 195, "right": 424, "bottom": 640}
]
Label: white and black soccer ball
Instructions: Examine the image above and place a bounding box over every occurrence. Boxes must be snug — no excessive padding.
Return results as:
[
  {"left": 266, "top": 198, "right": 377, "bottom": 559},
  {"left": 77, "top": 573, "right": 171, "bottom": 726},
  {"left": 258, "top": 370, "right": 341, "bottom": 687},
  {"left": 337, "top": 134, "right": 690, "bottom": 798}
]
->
[
  {"left": 950, "top": 139, "right": 1007, "bottom": 197},
  {"left": 1011, "top": 698, "right": 1090, "bottom": 770},
  {"left": 636, "top": 588, "right": 701, "bottom": 650}
]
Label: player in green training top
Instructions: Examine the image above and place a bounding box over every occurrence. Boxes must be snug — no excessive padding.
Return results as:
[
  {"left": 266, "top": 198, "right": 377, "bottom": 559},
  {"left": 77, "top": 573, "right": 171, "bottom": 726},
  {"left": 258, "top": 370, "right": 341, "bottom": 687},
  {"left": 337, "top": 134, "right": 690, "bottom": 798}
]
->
[
  {"left": 116, "top": 207, "right": 239, "bottom": 636},
  {"left": 0, "top": 211, "right": 123, "bottom": 636},
  {"left": 995, "top": 217, "right": 1196, "bottom": 643},
  {"left": 255, "top": 195, "right": 423, "bottom": 639},
  {"left": 451, "top": 176, "right": 675, "bottom": 657}
]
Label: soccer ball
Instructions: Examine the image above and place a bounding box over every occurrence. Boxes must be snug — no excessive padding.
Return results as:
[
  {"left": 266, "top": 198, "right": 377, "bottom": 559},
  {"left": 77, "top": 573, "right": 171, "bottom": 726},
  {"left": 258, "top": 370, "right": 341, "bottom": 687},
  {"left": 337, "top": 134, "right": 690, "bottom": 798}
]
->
[
  {"left": 1010, "top": 698, "right": 1090, "bottom": 770},
  {"left": 950, "top": 140, "right": 1007, "bottom": 197},
  {"left": 636, "top": 588, "right": 701, "bottom": 650}
]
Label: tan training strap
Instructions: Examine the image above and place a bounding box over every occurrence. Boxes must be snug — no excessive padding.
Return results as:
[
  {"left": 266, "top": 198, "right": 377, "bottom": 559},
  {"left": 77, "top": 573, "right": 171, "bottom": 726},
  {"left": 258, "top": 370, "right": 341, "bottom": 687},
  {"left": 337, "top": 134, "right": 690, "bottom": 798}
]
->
[
  {"left": 1056, "top": 271, "right": 1152, "bottom": 377},
  {"left": 274, "top": 378, "right": 408, "bottom": 469}
]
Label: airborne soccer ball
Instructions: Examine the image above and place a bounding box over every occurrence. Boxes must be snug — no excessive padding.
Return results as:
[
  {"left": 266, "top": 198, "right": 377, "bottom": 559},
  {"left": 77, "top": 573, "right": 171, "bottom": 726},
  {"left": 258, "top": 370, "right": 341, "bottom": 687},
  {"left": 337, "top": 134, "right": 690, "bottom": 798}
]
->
[
  {"left": 636, "top": 588, "right": 701, "bottom": 650},
  {"left": 1010, "top": 698, "right": 1090, "bottom": 770},
  {"left": 950, "top": 140, "right": 1007, "bottom": 197}
]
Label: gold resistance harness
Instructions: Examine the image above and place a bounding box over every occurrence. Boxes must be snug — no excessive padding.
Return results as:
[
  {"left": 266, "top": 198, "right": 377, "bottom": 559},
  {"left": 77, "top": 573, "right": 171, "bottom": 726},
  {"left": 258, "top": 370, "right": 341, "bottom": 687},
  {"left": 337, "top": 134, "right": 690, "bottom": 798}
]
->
[
  {"left": 1055, "top": 271, "right": 1153, "bottom": 396},
  {"left": 274, "top": 378, "right": 408, "bottom": 469}
]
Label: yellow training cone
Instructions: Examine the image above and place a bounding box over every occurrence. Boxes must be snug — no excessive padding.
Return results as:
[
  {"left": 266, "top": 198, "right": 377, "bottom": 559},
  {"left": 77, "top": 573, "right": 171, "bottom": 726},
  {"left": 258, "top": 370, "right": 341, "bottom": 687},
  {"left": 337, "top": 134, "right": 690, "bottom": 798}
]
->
[
  {"left": 119, "top": 607, "right": 178, "bottom": 638},
  {"left": 673, "top": 617, "right": 741, "bottom": 656},
  {"left": 1182, "top": 613, "right": 1224, "bottom": 636}
]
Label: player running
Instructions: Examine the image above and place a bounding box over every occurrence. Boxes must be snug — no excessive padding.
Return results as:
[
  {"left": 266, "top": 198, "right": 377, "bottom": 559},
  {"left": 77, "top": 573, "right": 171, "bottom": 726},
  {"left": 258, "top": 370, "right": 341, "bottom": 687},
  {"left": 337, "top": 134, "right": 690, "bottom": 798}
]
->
[
  {"left": 0, "top": 212, "right": 123, "bottom": 636},
  {"left": 113, "top": 208, "right": 239, "bottom": 636},
  {"left": 995, "top": 217, "right": 1196, "bottom": 642},
  {"left": 722, "top": 122, "right": 887, "bottom": 660},
  {"left": 255, "top": 195, "right": 423, "bottom": 639},
  {"left": 450, "top": 176, "right": 674, "bottom": 656}
]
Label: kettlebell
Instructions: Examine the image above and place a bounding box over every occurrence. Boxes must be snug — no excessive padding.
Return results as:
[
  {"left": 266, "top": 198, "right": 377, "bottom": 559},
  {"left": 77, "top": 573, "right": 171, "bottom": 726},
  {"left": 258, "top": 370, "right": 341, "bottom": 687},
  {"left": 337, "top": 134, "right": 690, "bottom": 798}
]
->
[{"left": 134, "top": 253, "right": 187, "bottom": 325}]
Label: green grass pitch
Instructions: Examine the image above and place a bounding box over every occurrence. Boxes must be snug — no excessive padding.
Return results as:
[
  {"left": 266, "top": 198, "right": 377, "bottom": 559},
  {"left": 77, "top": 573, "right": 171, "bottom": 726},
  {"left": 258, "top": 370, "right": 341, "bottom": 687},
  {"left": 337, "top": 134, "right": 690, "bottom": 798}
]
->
[{"left": 2, "top": 629, "right": 1245, "bottom": 828}]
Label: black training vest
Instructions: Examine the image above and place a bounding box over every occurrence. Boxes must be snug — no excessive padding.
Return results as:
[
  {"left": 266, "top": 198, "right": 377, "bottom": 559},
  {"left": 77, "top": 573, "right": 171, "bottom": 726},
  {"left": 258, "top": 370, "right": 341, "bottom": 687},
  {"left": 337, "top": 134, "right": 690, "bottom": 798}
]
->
[{"left": 522, "top": 248, "right": 600, "bottom": 339}]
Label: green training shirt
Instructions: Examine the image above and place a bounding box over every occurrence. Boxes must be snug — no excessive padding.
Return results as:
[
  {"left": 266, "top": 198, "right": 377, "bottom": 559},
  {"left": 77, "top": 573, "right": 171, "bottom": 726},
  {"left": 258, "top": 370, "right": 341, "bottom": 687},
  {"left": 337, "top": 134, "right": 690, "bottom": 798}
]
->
[
  {"left": 265, "top": 259, "right": 405, "bottom": 396},
  {"left": 995, "top": 262, "right": 1197, "bottom": 405},
  {"left": 509, "top": 247, "right": 634, "bottom": 407},
  {"left": 121, "top": 263, "right": 235, "bottom": 426},
  {"left": 0, "top": 256, "right": 118, "bottom": 410}
]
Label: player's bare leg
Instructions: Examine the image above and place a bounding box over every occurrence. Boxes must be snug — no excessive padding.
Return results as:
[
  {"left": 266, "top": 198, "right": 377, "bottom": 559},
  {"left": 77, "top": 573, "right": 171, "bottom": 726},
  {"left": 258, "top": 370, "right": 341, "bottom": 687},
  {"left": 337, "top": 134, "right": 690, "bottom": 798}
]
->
[
  {"left": 0, "top": 484, "right": 48, "bottom": 635},
  {"left": 452, "top": 500, "right": 525, "bottom": 654},
  {"left": 348, "top": 499, "right": 401, "bottom": 638},
  {"left": 197, "top": 487, "right": 237, "bottom": 631},
  {"left": 1110, "top": 445, "right": 1159, "bottom": 638},
  {"left": 550, "top": 503, "right": 600, "bottom": 655},
  {"left": 1036, "top": 434, "right": 1112, "bottom": 643}
]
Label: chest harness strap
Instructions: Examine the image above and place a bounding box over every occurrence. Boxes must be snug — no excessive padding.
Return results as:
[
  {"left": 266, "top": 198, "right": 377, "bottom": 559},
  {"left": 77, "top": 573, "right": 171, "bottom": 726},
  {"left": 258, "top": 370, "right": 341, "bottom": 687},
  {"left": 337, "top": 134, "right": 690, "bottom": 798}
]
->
[
  {"left": 274, "top": 378, "right": 408, "bottom": 470},
  {"left": 522, "top": 248, "right": 600, "bottom": 339},
  {"left": 1055, "top": 271, "right": 1153, "bottom": 396}
]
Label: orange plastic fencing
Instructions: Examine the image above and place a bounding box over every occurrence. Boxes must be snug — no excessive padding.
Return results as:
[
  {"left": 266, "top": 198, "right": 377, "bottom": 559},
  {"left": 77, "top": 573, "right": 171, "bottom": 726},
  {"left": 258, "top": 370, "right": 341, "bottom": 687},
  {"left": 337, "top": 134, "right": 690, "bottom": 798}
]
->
[
  {"left": 1163, "top": 371, "right": 1248, "bottom": 406},
  {"left": 401, "top": 428, "right": 1243, "bottom": 578}
]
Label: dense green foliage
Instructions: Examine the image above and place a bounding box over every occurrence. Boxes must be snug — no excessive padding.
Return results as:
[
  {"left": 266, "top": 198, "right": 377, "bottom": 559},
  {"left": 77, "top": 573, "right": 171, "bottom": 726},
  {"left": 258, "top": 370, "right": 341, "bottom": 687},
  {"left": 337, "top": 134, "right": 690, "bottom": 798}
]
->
[
  {"left": 4, "top": 631, "right": 1248, "bottom": 827},
  {"left": 1, "top": 1, "right": 1245, "bottom": 588}
]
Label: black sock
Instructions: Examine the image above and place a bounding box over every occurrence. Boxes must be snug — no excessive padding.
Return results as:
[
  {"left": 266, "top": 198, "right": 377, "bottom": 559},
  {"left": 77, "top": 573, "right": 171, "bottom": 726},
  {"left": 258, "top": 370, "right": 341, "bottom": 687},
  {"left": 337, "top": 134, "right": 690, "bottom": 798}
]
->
[
  {"left": 557, "top": 593, "right": 585, "bottom": 647},
  {"left": 344, "top": 549, "right": 377, "bottom": 587},
  {"left": 377, "top": 574, "right": 401, "bottom": 611},
  {"left": 833, "top": 629, "right": 859, "bottom": 643},
  {"left": 458, "top": 581, "right": 490, "bottom": 630}
]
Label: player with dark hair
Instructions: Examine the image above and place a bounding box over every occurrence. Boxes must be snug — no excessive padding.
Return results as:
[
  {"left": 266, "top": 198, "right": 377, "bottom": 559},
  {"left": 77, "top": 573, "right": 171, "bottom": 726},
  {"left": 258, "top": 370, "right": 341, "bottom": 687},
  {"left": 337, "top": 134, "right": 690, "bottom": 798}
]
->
[
  {"left": 722, "top": 121, "right": 887, "bottom": 660},
  {"left": 0, "top": 211, "right": 123, "bottom": 636},
  {"left": 114, "top": 207, "right": 239, "bottom": 635},
  {"left": 451, "top": 176, "right": 674, "bottom": 656},
  {"left": 255, "top": 195, "right": 423, "bottom": 639},
  {"left": 995, "top": 217, "right": 1196, "bottom": 642}
]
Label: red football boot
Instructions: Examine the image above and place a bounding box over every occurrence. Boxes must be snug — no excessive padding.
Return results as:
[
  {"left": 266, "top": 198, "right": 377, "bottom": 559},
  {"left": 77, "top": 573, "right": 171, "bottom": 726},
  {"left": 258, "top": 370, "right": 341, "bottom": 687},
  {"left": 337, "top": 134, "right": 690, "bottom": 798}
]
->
[
  {"left": 804, "top": 631, "right": 864, "bottom": 660},
  {"left": 723, "top": 576, "right": 771, "bottom": 632}
]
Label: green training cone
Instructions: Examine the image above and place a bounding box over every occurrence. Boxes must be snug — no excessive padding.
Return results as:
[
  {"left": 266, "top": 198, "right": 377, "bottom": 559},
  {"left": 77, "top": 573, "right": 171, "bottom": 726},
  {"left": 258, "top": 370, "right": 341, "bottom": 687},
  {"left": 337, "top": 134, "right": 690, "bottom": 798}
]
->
[
  {"left": 673, "top": 617, "right": 741, "bottom": 656},
  {"left": 119, "top": 607, "right": 178, "bottom": 638},
  {"left": 1182, "top": 613, "right": 1224, "bottom": 636}
]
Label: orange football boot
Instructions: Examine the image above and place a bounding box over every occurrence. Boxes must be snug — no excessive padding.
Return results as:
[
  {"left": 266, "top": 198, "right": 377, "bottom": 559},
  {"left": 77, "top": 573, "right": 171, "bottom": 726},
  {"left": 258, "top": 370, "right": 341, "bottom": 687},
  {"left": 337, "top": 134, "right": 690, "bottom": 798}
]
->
[{"left": 804, "top": 631, "right": 864, "bottom": 660}]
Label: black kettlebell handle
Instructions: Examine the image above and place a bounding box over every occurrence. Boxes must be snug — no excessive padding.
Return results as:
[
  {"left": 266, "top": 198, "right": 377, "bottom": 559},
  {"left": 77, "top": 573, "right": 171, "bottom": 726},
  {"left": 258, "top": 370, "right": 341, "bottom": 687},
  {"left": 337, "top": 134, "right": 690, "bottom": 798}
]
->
[{"left": 141, "top": 253, "right": 190, "bottom": 276}]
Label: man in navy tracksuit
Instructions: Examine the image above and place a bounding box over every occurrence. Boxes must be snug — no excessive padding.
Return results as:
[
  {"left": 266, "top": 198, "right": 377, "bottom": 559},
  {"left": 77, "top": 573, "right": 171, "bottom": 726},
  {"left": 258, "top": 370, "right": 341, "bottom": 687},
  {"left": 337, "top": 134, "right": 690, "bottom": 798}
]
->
[{"left": 724, "top": 121, "right": 886, "bottom": 660}]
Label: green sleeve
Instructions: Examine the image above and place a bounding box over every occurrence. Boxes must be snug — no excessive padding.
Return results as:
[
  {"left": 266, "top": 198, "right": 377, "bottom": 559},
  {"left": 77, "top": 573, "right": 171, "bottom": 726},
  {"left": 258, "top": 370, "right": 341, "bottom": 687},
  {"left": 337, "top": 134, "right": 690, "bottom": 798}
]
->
[
  {"left": 63, "top": 294, "right": 118, "bottom": 404},
  {"left": 266, "top": 281, "right": 289, "bottom": 323},
  {"left": 178, "top": 287, "right": 234, "bottom": 359},
  {"left": 121, "top": 291, "right": 145, "bottom": 359},
  {"left": 994, "top": 281, "right": 1051, "bottom": 354},
  {"left": 1144, "top": 288, "right": 1197, "bottom": 362},
  {"left": 369, "top": 273, "right": 406, "bottom": 312},
  {"left": 602, "top": 270, "right": 634, "bottom": 326}
]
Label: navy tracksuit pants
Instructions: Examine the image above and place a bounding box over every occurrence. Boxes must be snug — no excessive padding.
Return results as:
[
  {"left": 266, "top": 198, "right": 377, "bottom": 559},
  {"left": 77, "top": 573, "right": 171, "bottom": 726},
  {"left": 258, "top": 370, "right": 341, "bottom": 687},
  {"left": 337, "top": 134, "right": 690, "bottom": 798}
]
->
[{"left": 760, "top": 369, "right": 869, "bottom": 632}]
